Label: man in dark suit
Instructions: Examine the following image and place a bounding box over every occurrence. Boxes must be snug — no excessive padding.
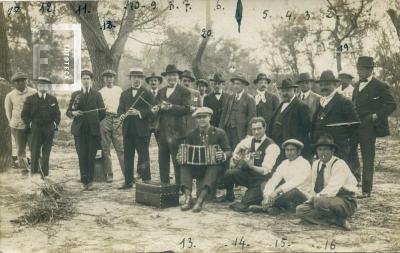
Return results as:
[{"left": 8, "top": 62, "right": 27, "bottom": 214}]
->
[
  {"left": 253, "top": 73, "right": 280, "bottom": 125},
  {"left": 351, "top": 56, "right": 397, "bottom": 198},
  {"left": 66, "top": 69, "right": 106, "bottom": 190},
  {"left": 269, "top": 79, "right": 311, "bottom": 163},
  {"left": 203, "top": 73, "right": 228, "bottom": 127},
  {"left": 181, "top": 70, "right": 201, "bottom": 137},
  {"left": 145, "top": 72, "right": 163, "bottom": 146},
  {"left": 21, "top": 77, "right": 60, "bottom": 177},
  {"left": 219, "top": 74, "right": 256, "bottom": 150},
  {"left": 152, "top": 64, "right": 191, "bottom": 185},
  {"left": 296, "top": 72, "right": 321, "bottom": 120},
  {"left": 118, "top": 68, "right": 155, "bottom": 189},
  {"left": 311, "top": 70, "right": 359, "bottom": 165},
  {"left": 178, "top": 107, "right": 231, "bottom": 212}
]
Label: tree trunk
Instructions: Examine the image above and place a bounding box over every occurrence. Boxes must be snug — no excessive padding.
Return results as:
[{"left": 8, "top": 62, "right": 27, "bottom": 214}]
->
[
  {"left": 0, "top": 81, "right": 13, "bottom": 171},
  {"left": 336, "top": 51, "right": 342, "bottom": 73},
  {"left": 0, "top": 3, "right": 12, "bottom": 80},
  {"left": 388, "top": 9, "right": 400, "bottom": 41}
]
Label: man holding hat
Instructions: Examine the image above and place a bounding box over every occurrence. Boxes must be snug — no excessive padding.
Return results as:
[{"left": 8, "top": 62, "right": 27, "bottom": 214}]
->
[
  {"left": 296, "top": 72, "right": 321, "bottom": 120},
  {"left": 98, "top": 69, "right": 125, "bottom": 182},
  {"left": 261, "top": 139, "right": 311, "bottom": 215},
  {"left": 351, "top": 56, "right": 396, "bottom": 198},
  {"left": 204, "top": 73, "right": 228, "bottom": 127},
  {"left": 296, "top": 134, "right": 358, "bottom": 231},
  {"left": 5, "top": 72, "right": 37, "bottom": 173},
  {"left": 336, "top": 72, "right": 354, "bottom": 100},
  {"left": 254, "top": 73, "right": 280, "bottom": 124},
  {"left": 117, "top": 68, "right": 155, "bottom": 189},
  {"left": 21, "top": 77, "right": 60, "bottom": 177},
  {"left": 152, "top": 64, "right": 191, "bottom": 185},
  {"left": 219, "top": 73, "right": 256, "bottom": 150},
  {"left": 66, "top": 69, "right": 106, "bottom": 190},
  {"left": 178, "top": 107, "right": 231, "bottom": 212},
  {"left": 311, "top": 70, "right": 359, "bottom": 165},
  {"left": 145, "top": 72, "right": 163, "bottom": 145},
  {"left": 181, "top": 70, "right": 202, "bottom": 137},
  {"left": 269, "top": 79, "right": 311, "bottom": 163}
]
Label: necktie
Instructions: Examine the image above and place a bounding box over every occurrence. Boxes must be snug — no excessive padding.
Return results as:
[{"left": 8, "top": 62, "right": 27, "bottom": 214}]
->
[
  {"left": 254, "top": 139, "right": 261, "bottom": 143},
  {"left": 302, "top": 94, "right": 305, "bottom": 100},
  {"left": 314, "top": 163, "right": 326, "bottom": 194},
  {"left": 41, "top": 94, "right": 45, "bottom": 100}
]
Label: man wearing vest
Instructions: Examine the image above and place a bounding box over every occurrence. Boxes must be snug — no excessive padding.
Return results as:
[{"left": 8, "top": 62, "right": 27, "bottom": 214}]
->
[
  {"left": 21, "top": 77, "right": 60, "bottom": 177},
  {"left": 221, "top": 117, "right": 281, "bottom": 212},
  {"left": 296, "top": 134, "right": 357, "bottom": 231},
  {"left": 253, "top": 73, "right": 280, "bottom": 125},
  {"left": 296, "top": 72, "right": 321, "bottom": 120},
  {"left": 351, "top": 56, "right": 396, "bottom": 198},
  {"left": 203, "top": 73, "right": 228, "bottom": 127}
]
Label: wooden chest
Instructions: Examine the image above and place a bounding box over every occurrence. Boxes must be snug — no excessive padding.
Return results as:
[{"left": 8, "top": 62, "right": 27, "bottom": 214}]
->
[{"left": 135, "top": 181, "right": 180, "bottom": 208}]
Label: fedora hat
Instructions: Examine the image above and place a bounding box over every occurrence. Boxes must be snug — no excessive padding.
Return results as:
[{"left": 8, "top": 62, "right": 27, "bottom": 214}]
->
[
  {"left": 145, "top": 72, "right": 163, "bottom": 84},
  {"left": 253, "top": 73, "right": 271, "bottom": 84},
  {"left": 81, "top": 69, "right": 93, "bottom": 78},
  {"left": 282, "top": 139, "right": 304, "bottom": 150},
  {"left": 357, "top": 56, "right": 374, "bottom": 68},
  {"left": 230, "top": 73, "right": 250, "bottom": 86},
  {"left": 210, "top": 73, "right": 225, "bottom": 83},
  {"left": 196, "top": 79, "right": 209, "bottom": 87},
  {"left": 128, "top": 68, "right": 145, "bottom": 77},
  {"left": 101, "top": 69, "right": 117, "bottom": 77},
  {"left": 316, "top": 70, "right": 340, "bottom": 83},
  {"left": 161, "top": 64, "right": 182, "bottom": 76},
  {"left": 312, "top": 134, "right": 338, "bottom": 150},
  {"left": 11, "top": 72, "right": 28, "bottom": 82},
  {"left": 296, "top": 72, "right": 314, "bottom": 84},
  {"left": 181, "top": 70, "right": 195, "bottom": 81},
  {"left": 277, "top": 78, "right": 298, "bottom": 89}
]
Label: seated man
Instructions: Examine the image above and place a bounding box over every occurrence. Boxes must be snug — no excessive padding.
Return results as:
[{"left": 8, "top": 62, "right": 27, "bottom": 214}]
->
[
  {"left": 261, "top": 139, "right": 311, "bottom": 215},
  {"left": 178, "top": 107, "right": 231, "bottom": 212},
  {"left": 222, "top": 117, "right": 281, "bottom": 212},
  {"left": 296, "top": 134, "right": 357, "bottom": 230}
]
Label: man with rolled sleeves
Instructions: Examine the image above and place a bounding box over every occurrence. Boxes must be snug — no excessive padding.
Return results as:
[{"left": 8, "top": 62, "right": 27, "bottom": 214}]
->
[
  {"left": 98, "top": 69, "right": 124, "bottom": 182},
  {"left": 203, "top": 73, "right": 228, "bottom": 127},
  {"left": 178, "top": 107, "right": 231, "bottom": 212},
  {"left": 351, "top": 56, "right": 397, "bottom": 198},
  {"left": 117, "top": 68, "right": 155, "bottom": 189},
  {"left": 253, "top": 73, "right": 280, "bottom": 124},
  {"left": 296, "top": 72, "right": 321, "bottom": 120},
  {"left": 4, "top": 72, "right": 37, "bottom": 173},
  {"left": 66, "top": 69, "right": 106, "bottom": 190},
  {"left": 21, "top": 77, "right": 60, "bottom": 177}
]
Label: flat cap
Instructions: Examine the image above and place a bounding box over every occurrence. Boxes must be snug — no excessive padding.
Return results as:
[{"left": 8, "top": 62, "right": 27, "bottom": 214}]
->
[
  {"left": 37, "top": 76, "right": 52, "bottom": 84},
  {"left": 11, "top": 72, "right": 28, "bottom": 82},
  {"left": 192, "top": 107, "right": 213, "bottom": 117},
  {"left": 101, "top": 69, "right": 117, "bottom": 77},
  {"left": 81, "top": 69, "right": 93, "bottom": 78}
]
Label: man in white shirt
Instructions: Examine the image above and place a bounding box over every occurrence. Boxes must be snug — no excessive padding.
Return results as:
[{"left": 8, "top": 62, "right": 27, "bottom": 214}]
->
[
  {"left": 99, "top": 69, "right": 124, "bottom": 182},
  {"left": 296, "top": 134, "right": 357, "bottom": 231},
  {"left": 336, "top": 72, "right": 354, "bottom": 100},
  {"left": 220, "top": 117, "right": 281, "bottom": 212},
  {"left": 261, "top": 139, "right": 311, "bottom": 215}
]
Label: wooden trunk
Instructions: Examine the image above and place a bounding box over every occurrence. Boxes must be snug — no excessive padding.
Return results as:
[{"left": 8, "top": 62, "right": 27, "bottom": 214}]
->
[{"left": 135, "top": 181, "right": 179, "bottom": 208}]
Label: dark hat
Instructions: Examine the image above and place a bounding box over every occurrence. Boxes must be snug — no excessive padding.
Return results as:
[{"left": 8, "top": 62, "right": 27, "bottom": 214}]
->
[
  {"left": 181, "top": 70, "right": 195, "bottom": 81},
  {"left": 338, "top": 71, "right": 354, "bottom": 80},
  {"left": 316, "top": 70, "right": 340, "bottom": 83},
  {"left": 230, "top": 73, "right": 250, "bottom": 86},
  {"left": 101, "top": 69, "right": 117, "bottom": 77},
  {"left": 210, "top": 73, "right": 225, "bottom": 83},
  {"left": 145, "top": 72, "right": 163, "bottom": 84},
  {"left": 296, "top": 72, "right": 314, "bottom": 84},
  {"left": 196, "top": 79, "right": 209, "bottom": 87},
  {"left": 357, "top": 56, "right": 374, "bottom": 68},
  {"left": 161, "top": 64, "right": 182, "bottom": 76},
  {"left": 37, "top": 76, "right": 52, "bottom": 84},
  {"left": 278, "top": 78, "right": 298, "bottom": 89},
  {"left": 253, "top": 73, "right": 271, "bottom": 84},
  {"left": 282, "top": 139, "right": 304, "bottom": 150},
  {"left": 128, "top": 68, "right": 145, "bottom": 77},
  {"left": 81, "top": 69, "right": 93, "bottom": 78},
  {"left": 192, "top": 107, "right": 213, "bottom": 117},
  {"left": 11, "top": 72, "right": 28, "bottom": 82},
  {"left": 312, "top": 134, "right": 338, "bottom": 150}
]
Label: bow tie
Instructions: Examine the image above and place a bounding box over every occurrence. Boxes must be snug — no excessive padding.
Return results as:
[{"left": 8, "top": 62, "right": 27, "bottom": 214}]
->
[
  {"left": 215, "top": 92, "right": 221, "bottom": 95},
  {"left": 360, "top": 79, "right": 368, "bottom": 83},
  {"left": 132, "top": 87, "right": 139, "bottom": 90},
  {"left": 254, "top": 139, "right": 262, "bottom": 143}
]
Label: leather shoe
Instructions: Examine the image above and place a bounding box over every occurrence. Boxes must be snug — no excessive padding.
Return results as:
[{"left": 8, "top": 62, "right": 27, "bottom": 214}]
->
[
  {"left": 337, "top": 218, "right": 351, "bottom": 231},
  {"left": 192, "top": 200, "right": 204, "bottom": 213},
  {"left": 181, "top": 196, "right": 192, "bottom": 211},
  {"left": 118, "top": 183, "right": 133, "bottom": 190},
  {"left": 357, "top": 192, "right": 371, "bottom": 199},
  {"left": 229, "top": 202, "right": 250, "bottom": 212},
  {"left": 106, "top": 174, "right": 113, "bottom": 183},
  {"left": 215, "top": 193, "right": 235, "bottom": 203}
]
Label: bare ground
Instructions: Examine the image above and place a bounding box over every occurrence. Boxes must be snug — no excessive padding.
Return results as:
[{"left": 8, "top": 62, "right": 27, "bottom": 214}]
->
[{"left": 1, "top": 136, "right": 400, "bottom": 253}]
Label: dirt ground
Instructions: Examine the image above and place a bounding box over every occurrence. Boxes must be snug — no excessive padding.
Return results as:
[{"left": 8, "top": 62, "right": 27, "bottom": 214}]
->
[{"left": 1, "top": 132, "right": 400, "bottom": 252}]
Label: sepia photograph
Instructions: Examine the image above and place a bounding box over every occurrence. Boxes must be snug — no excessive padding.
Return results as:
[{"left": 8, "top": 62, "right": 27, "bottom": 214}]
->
[{"left": 0, "top": 0, "right": 399, "bottom": 252}]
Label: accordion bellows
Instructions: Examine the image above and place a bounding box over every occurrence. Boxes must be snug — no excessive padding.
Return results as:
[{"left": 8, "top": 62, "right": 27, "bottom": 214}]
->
[{"left": 177, "top": 144, "right": 222, "bottom": 166}]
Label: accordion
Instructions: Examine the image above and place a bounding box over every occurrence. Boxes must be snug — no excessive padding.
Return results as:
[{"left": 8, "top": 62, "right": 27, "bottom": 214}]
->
[{"left": 177, "top": 144, "right": 222, "bottom": 166}]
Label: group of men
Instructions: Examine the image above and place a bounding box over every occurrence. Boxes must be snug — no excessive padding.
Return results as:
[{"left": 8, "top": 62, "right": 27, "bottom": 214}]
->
[{"left": 4, "top": 55, "right": 396, "bottom": 230}]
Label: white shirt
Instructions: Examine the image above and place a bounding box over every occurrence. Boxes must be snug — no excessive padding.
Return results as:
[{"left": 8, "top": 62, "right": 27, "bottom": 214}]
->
[
  {"left": 4, "top": 87, "right": 37, "bottom": 129},
  {"left": 335, "top": 85, "right": 354, "bottom": 100},
  {"left": 166, "top": 83, "right": 178, "bottom": 98},
  {"left": 255, "top": 89, "right": 266, "bottom": 105},
  {"left": 358, "top": 75, "right": 373, "bottom": 92},
  {"left": 215, "top": 92, "right": 222, "bottom": 100},
  {"left": 320, "top": 90, "right": 336, "bottom": 108},
  {"left": 232, "top": 135, "right": 281, "bottom": 175},
  {"left": 37, "top": 91, "right": 46, "bottom": 100},
  {"left": 131, "top": 85, "right": 141, "bottom": 97},
  {"left": 311, "top": 156, "right": 358, "bottom": 197},
  {"left": 99, "top": 86, "right": 123, "bottom": 114},
  {"left": 235, "top": 89, "right": 244, "bottom": 101},
  {"left": 150, "top": 88, "right": 158, "bottom": 97},
  {"left": 263, "top": 156, "right": 312, "bottom": 198},
  {"left": 280, "top": 95, "right": 295, "bottom": 112},
  {"left": 299, "top": 90, "right": 311, "bottom": 100},
  {"left": 82, "top": 87, "right": 91, "bottom": 94}
]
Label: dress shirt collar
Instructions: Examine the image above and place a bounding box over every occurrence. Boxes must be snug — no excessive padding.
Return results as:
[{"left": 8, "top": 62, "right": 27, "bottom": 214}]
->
[
  {"left": 235, "top": 89, "right": 244, "bottom": 100},
  {"left": 82, "top": 87, "right": 91, "bottom": 94},
  {"left": 320, "top": 90, "right": 336, "bottom": 107},
  {"left": 167, "top": 83, "right": 177, "bottom": 90},
  {"left": 360, "top": 75, "right": 373, "bottom": 84},
  {"left": 38, "top": 91, "right": 46, "bottom": 99},
  {"left": 254, "top": 134, "right": 267, "bottom": 142},
  {"left": 300, "top": 90, "right": 311, "bottom": 99}
]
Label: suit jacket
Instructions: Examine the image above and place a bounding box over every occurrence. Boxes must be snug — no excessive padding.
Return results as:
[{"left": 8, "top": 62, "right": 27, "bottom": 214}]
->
[
  {"left": 299, "top": 91, "right": 321, "bottom": 120},
  {"left": 203, "top": 92, "right": 228, "bottom": 127},
  {"left": 352, "top": 77, "right": 396, "bottom": 137},
  {"left": 66, "top": 89, "right": 106, "bottom": 136},
  {"left": 219, "top": 92, "right": 256, "bottom": 139},
  {"left": 156, "top": 84, "right": 191, "bottom": 139},
  {"left": 311, "top": 93, "right": 359, "bottom": 142},
  {"left": 269, "top": 97, "right": 311, "bottom": 147},
  {"left": 183, "top": 87, "right": 202, "bottom": 135},
  {"left": 117, "top": 86, "right": 155, "bottom": 137},
  {"left": 21, "top": 93, "right": 61, "bottom": 130},
  {"left": 256, "top": 91, "right": 280, "bottom": 124}
]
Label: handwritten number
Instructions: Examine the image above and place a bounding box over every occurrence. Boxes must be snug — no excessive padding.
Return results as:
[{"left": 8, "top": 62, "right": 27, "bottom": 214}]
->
[
  {"left": 326, "top": 8, "right": 334, "bottom": 18},
  {"left": 201, "top": 29, "right": 212, "bottom": 38},
  {"left": 263, "top": 9, "right": 269, "bottom": 19},
  {"left": 216, "top": 0, "right": 221, "bottom": 10},
  {"left": 169, "top": 0, "right": 175, "bottom": 10},
  {"left": 337, "top": 43, "right": 350, "bottom": 52},
  {"left": 151, "top": 1, "right": 157, "bottom": 9},
  {"left": 305, "top": 10, "right": 310, "bottom": 20},
  {"left": 286, "top": 10, "right": 293, "bottom": 20},
  {"left": 179, "top": 238, "right": 194, "bottom": 249}
]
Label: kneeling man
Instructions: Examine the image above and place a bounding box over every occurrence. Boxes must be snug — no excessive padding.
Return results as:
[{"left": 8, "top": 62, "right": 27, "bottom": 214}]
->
[
  {"left": 178, "top": 107, "right": 231, "bottom": 212},
  {"left": 296, "top": 134, "right": 357, "bottom": 230},
  {"left": 261, "top": 139, "right": 311, "bottom": 215}
]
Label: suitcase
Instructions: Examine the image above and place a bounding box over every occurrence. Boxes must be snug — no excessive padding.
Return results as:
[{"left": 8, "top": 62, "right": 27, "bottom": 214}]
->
[{"left": 135, "top": 181, "right": 180, "bottom": 208}]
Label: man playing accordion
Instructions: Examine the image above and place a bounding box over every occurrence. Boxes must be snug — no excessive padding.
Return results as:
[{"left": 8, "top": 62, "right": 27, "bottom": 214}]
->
[{"left": 177, "top": 107, "right": 231, "bottom": 212}]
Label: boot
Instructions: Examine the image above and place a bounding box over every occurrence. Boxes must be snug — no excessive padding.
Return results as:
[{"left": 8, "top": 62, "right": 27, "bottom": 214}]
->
[{"left": 181, "top": 193, "right": 192, "bottom": 211}]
